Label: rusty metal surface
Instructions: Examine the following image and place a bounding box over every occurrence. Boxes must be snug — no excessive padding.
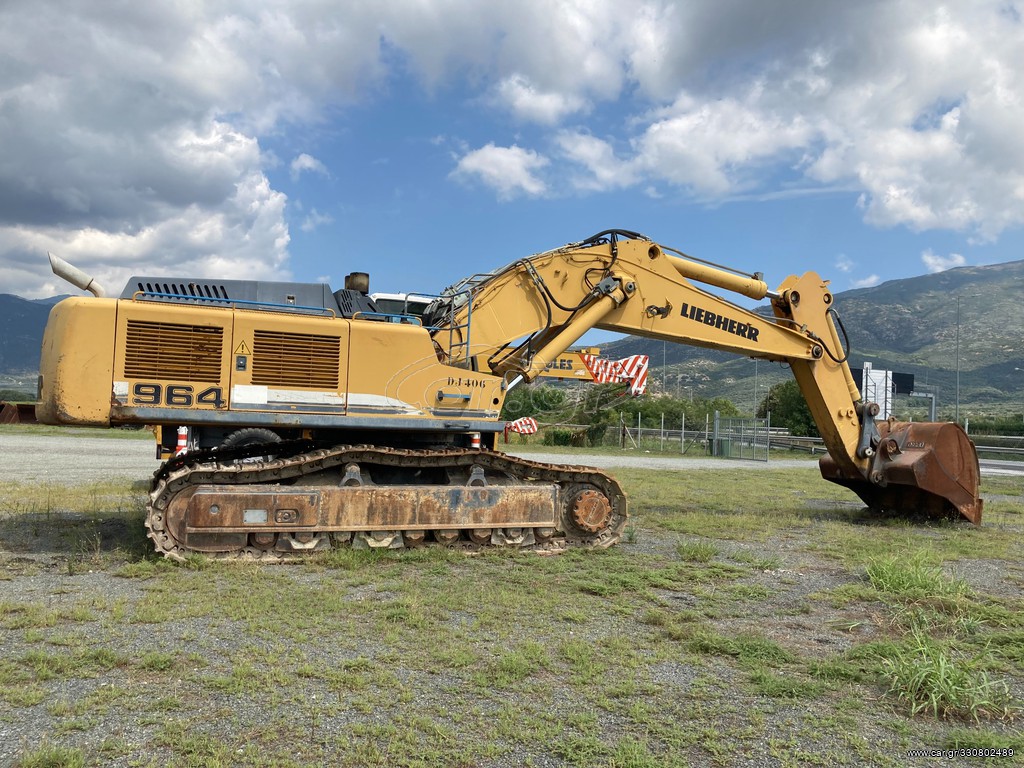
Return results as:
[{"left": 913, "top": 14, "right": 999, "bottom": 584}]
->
[
  {"left": 176, "top": 484, "right": 558, "bottom": 533},
  {"left": 0, "top": 403, "right": 37, "bottom": 424},
  {"left": 147, "top": 445, "right": 627, "bottom": 560},
  {"left": 819, "top": 420, "right": 983, "bottom": 524},
  {"left": 569, "top": 489, "right": 612, "bottom": 533}
]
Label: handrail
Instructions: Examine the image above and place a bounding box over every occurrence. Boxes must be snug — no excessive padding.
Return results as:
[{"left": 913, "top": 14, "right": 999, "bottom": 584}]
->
[
  {"left": 351, "top": 311, "right": 423, "bottom": 325},
  {"left": 405, "top": 289, "right": 474, "bottom": 369}
]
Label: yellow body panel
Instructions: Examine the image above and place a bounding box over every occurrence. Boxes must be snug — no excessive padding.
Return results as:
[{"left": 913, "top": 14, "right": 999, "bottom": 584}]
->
[
  {"left": 36, "top": 298, "right": 117, "bottom": 425},
  {"left": 345, "top": 319, "right": 502, "bottom": 419},
  {"left": 37, "top": 296, "right": 502, "bottom": 429},
  {"left": 536, "top": 351, "right": 598, "bottom": 381},
  {"left": 110, "top": 302, "right": 233, "bottom": 419}
]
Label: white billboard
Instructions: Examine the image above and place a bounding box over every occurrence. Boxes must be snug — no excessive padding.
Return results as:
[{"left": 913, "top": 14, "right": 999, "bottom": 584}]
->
[{"left": 861, "top": 362, "right": 893, "bottom": 420}]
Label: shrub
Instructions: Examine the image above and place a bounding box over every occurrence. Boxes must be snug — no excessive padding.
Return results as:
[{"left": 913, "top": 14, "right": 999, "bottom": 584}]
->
[{"left": 542, "top": 428, "right": 573, "bottom": 446}]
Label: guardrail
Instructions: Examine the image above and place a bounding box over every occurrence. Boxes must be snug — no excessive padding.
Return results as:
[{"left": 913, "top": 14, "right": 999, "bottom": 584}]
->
[
  {"left": 768, "top": 434, "right": 1023, "bottom": 458},
  {"left": 974, "top": 445, "right": 1024, "bottom": 456},
  {"left": 767, "top": 435, "right": 826, "bottom": 454}
]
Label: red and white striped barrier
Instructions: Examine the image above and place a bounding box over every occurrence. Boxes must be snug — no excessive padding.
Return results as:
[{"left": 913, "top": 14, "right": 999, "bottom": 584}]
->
[
  {"left": 506, "top": 416, "right": 539, "bottom": 435},
  {"left": 579, "top": 354, "right": 649, "bottom": 396},
  {"left": 175, "top": 425, "right": 189, "bottom": 455}
]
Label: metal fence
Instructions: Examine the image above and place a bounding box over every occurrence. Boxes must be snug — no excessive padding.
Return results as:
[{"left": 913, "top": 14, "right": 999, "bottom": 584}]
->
[
  {"left": 506, "top": 414, "right": 1024, "bottom": 463},
  {"left": 526, "top": 411, "right": 774, "bottom": 460},
  {"left": 711, "top": 412, "right": 770, "bottom": 462}
]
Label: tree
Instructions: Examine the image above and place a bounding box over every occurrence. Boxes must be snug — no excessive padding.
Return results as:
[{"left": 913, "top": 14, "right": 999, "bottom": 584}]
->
[
  {"left": 758, "top": 380, "right": 818, "bottom": 437},
  {"left": 0, "top": 388, "right": 34, "bottom": 402},
  {"left": 499, "top": 384, "right": 567, "bottom": 420},
  {"left": 500, "top": 381, "right": 744, "bottom": 446}
]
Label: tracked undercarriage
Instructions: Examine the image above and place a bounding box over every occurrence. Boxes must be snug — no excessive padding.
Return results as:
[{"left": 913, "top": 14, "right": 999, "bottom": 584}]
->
[{"left": 147, "top": 444, "right": 627, "bottom": 561}]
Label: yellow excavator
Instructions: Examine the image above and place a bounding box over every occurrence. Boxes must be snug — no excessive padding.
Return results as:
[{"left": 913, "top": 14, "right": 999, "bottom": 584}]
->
[{"left": 36, "top": 230, "right": 982, "bottom": 560}]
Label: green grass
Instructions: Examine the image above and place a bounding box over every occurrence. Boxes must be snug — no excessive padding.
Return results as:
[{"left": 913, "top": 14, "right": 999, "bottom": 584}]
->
[
  {"left": 675, "top": 540, "right": 719, "bottom": 562},
  {"left": 14, "top": 742, "right": 85, "bottom": 768},
  {"left": 822, "top": 549, "right": 1024, "bottom": 725},
  {"left": 880, "top": 630, "right": 1017, "bottom": 722},
  {"left": 866, "top": 551, "right": 971, "bottom": 600},
  {"left": 685, "top": 627, "right": 796, "bottom": 668},
  {"left": 749, "top": 669, "right": 824, "bottom": 699},
  {"left": 0, "top": 422, "right": 152, "bottom": 440},
  {"left": 3, "top": 455, "right": 1023, "bottom": 767}
]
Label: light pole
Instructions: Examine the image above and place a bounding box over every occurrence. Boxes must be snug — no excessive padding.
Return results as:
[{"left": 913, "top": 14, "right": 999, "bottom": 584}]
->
[
  {"left": 662, "top": 340, "right": 667, "bottom": 393},
  {"left": 753, "top": 359, "right": 759, "bottom": 417},
  {"left": 955, "top": 295, "right": 960, "bottom": 424},
  {"left": 1016, "top": 368, "right": 1023, "bottom": 426}
]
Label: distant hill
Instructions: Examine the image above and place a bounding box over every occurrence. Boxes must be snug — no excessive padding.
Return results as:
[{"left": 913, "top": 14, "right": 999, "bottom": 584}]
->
[
  {"left": 0, "top": 294, "right": 66, "bottom": 376},
  {"left": 3, "top": 260, "right": 1023, "bottom": 417},
  {"left": 601, "top": 259, "right": 1024, "bottom": 416}
]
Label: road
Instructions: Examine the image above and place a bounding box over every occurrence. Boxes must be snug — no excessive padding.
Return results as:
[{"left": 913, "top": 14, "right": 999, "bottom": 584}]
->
[
  {"left": 981, "top": 458, "right": 1024, "bottom": 477},
  {"left": 0, "top": 432, "right": 160, "bottom": 485},
  {"left": 1, "top": 431, "right": 1021, "bottom": 484}
]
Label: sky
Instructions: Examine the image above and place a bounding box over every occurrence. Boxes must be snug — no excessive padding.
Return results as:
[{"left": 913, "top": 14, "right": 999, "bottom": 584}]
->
[{"left": 2, "top": 0, "right": 1023, "bottom": 318}]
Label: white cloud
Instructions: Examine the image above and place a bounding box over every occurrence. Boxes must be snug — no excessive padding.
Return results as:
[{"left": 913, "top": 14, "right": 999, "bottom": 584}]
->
[
  {"left": 632, "top": 93, "right": 816, "bottom": 196},
  {"left": 0, "top": 117, "right": 288, "bottom": 297},
  {"left": 921, "top": 249, "right": 967, "bottom": 273},
  {"left": 2, "top": 1, "right": 1024, "bottom": 295},
  {"left": 852, "top": 274, "right": 881, "bottom": 289},
  {"left": 380, "top": 0, "right": 634, "bottom": 99},
  {"left": 0, "top": 171, "right": 288, "bottom": 298},
  {"left": 834, "top": 255, "right": 853, "bottom": 273},
  {"left": 450, "top": 144, "right": 549, "bottom": 200},
  {"left": 555, "top": 132, "right": 637, "bottom": 191},
  {"left": 300, "top": 208, "right": 334, "bottom": 232},
  {"left": 290, "top": 154, "right": 329, "bottom": 182},
  {"left": 491, "top": 74, "right": 588, "bottom": 125},
  {"left": 552, "top": 91, "right": 815, "bottom": 197}
]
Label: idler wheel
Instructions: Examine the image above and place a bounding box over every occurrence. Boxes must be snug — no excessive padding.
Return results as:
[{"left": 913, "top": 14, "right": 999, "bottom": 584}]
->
[{"left": 570, "top": 489, "right": 612, "bottom": 533}]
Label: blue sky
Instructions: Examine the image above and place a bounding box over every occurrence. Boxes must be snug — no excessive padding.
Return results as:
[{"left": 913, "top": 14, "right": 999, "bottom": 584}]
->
[{"left": 2, "top": 1, "right": 1022, "bottom": 315}]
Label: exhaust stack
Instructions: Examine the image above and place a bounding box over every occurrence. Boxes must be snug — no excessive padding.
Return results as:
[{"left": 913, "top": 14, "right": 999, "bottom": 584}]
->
[{"left": 48, "top": 252, "right": 107, "bottom": 298}]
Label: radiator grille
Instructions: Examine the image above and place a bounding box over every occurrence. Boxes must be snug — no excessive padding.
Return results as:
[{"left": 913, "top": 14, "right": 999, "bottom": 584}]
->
[
  {"left": 124, "top": 321, "right": 224, "bottom": 381},
  {"left": 252, "top": 330, "right": 340, "bottom": 389}
]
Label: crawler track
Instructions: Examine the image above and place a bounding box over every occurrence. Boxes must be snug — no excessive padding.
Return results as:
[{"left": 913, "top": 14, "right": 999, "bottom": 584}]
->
[{"left": 147, "top": 445, "right": 627, "bottom": 561}]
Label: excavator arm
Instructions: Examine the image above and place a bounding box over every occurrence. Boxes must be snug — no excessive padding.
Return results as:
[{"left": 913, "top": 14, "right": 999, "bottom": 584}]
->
[{"left": 427, "top": 230, "right": 982, "bottom": 524}]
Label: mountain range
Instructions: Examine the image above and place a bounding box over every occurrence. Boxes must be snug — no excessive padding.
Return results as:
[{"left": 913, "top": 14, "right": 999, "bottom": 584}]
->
[
  {"left": 0, "top": 294, "right": 69, "bottom": 388},
  {"left": 3, "top": 260, "right": 1022, "bottom": 417},
  {"left": 602, "top": 259, "right": 1024, "bottom": 418}
]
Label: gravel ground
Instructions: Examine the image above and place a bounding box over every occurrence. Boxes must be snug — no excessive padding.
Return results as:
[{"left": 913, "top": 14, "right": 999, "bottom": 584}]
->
[
  {"left": 0, "top": 432, "right": 821, "bottom": 485},
  {"left": 1, "top": 432, "right": 1016, "bottom": 485},
  {"left": 0, "top": 432, "right": 160, "bottom": 485},
  {"left": 1, "top": 430, "right": 1022, "bottom": 767}
]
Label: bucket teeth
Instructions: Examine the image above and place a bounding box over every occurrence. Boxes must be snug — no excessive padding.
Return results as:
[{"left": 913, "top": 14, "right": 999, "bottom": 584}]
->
[{"left": 820, "top": 421, "right": 983, "bottom": 524}]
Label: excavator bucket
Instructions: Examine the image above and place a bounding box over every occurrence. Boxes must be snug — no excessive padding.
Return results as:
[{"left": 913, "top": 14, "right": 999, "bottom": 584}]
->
[{"left": 819, "top": 421, "right": 983, "bottom": 524}]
